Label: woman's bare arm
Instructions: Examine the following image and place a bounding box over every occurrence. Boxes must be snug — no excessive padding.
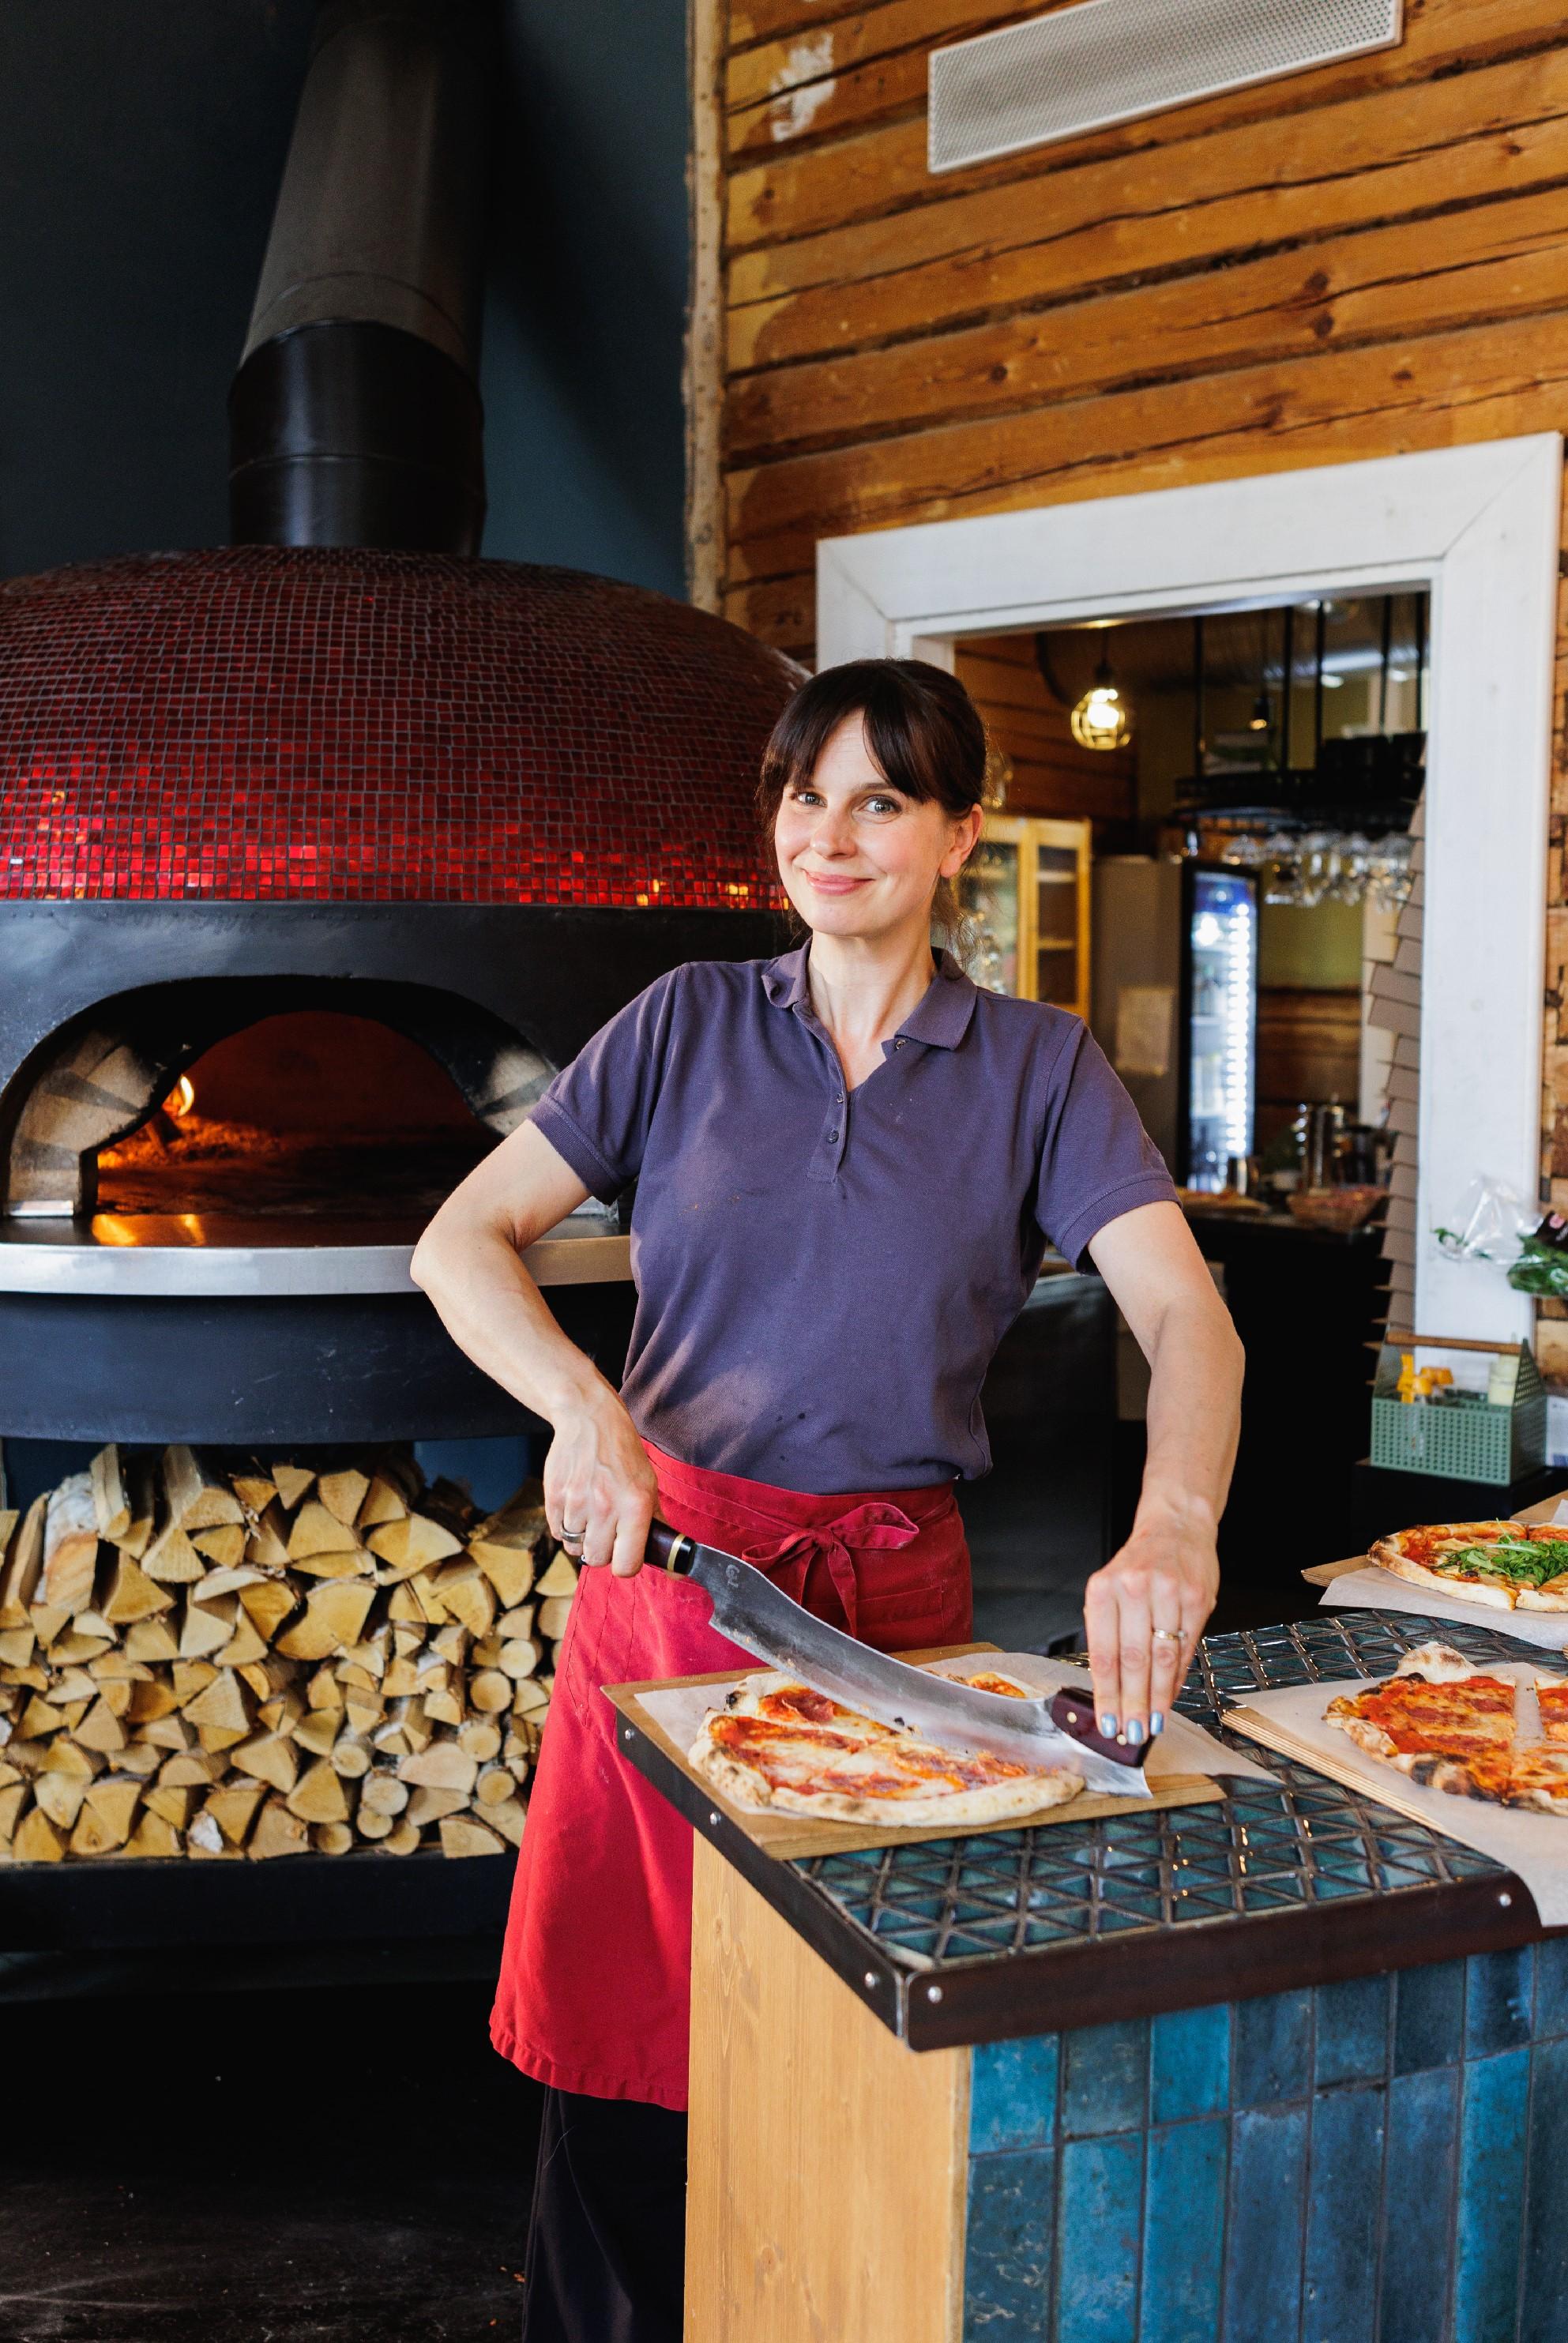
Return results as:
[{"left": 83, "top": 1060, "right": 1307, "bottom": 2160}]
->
[
  {"left": 1083, "top": 1201, "right": 1244, "bottom": 1743},
  {"left": 410, "top": 1123, "right": 658, "bottom": 1574}
]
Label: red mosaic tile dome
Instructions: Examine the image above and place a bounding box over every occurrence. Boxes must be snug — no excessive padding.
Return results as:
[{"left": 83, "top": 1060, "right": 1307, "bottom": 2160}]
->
[{"left": 0, "top": 547, "right": 801, "bottom": 904}]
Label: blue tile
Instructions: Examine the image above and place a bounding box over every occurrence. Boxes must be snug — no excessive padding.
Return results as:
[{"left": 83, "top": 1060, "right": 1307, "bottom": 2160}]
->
[
  {"left": 1150, "top": 2005, "right": 1229, "bottom": 2124},
  {"left": 1062, "top": 2019, "right": 1148, "bottom": 2139},
  {"left": 1536, "top": 1936, "right": 1568, "bottom": 2039},
  {"left": 1235, "top": 1989, "right": 1311, "bottom": 2108},
  {"left": 1055, "top": 2134, "right": 1141, "bottom": 2343},
  {"left": 1314, "top": 1973, "right": 1389, "bottom": 2088},
  {"left": 1394, "top": 1958, "right": 1464, "bottom": 2074},
  {"left": 1303, "top": 2085, "right": 1383, "bottom": 2343},
  {"left": 970, "top": 2036, "right": 1058, "bottom": 2156},
  {"left": 1379, "top": 2067, "right": 1459, "bottom": 2343},
  {"left": 1521, "top": 2035, "right": 1568, "bottom": 2343},
  {"left": 1467, "top": 1945, "right": 1535, "bottom": 2055},
  {"left": 1141, "top": 2119, "right": 1224, "bottom": 2343},
  {"left": 964, "top": 2148, "right": 1051, "bottom": 2342},
  {"left": 1224, "top": 2105, "right": 1307, "bottom": 2343},
  {"left": 1454, "top": 2049, "right": 1529, "bottom": 2343}
]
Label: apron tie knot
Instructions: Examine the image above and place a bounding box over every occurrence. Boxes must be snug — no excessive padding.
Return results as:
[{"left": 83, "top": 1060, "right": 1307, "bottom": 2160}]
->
[{"left": 736, "top": 1499, "right": 922, "bottom": 1639}]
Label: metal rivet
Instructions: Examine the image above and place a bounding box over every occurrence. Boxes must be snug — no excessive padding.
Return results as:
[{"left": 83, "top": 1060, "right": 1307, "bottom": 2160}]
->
[
  {"left": 1498, "top": 1890, "right": 1513, "bottom": 1909},
  {"left": 863, "top": 1971, "right": 876, "bottom": 1989},
  {"left": 709, "top": 1811, "right": 721, "bottom": 1827},
  {"left": 927, "top": 1984, "right": 943, "bottom": 2003},
  {"left": 623, "top": 1728, "right": 634, "bottom": 1743}
]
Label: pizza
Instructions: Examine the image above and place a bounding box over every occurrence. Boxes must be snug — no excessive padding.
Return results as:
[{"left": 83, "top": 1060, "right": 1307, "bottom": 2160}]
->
[
  {"left": 1325, "top": 1641, "right": 1568, "bottom": 1811},
  {"left": 686, "top": 1667, "right": 1085, "bottom": 1828},
  {"left": 1367, "top": 1519, "right": 1568, "bottom": 1612}
]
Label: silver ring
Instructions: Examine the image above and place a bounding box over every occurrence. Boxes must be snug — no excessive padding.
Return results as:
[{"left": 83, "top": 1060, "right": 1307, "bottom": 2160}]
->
[
  {"left": 560, "top": 1525, "right": 585, "bottom": 1546},
  {"left": 1151, "top": 1627, "right": 1184, "bottom": 1647}
]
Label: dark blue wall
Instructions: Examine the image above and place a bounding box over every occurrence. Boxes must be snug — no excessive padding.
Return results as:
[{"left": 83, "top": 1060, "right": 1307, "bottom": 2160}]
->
[{"left": 0, "top": 0, "right": 690, "bottom": 596}]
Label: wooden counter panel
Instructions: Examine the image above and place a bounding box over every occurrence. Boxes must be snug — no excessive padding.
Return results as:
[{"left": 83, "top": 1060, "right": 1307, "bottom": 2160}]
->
[{"left": 687, "top": 1835, "right": 968, "bottom": 2343}]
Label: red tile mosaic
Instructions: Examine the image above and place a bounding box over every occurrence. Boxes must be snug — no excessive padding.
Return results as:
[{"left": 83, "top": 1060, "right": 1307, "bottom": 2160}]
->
[{"left": 0, "top": 547, "right": 799, "bottom": 904}]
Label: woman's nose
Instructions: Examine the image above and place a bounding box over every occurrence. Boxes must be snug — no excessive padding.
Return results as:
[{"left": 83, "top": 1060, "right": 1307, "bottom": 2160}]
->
[{"left": 810, "top": 805, "right": 855, "bottom": 855}]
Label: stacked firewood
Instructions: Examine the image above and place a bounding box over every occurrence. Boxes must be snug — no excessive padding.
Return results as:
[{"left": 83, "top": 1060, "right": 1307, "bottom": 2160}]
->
[{"left": 0, "top": 1446, "right": 578, "bottom": 1863}]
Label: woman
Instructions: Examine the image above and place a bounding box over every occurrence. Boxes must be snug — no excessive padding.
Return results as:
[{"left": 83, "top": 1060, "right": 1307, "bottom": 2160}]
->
[{"left": 412, "top": 658, "right": 1243, "bottom": 2343}]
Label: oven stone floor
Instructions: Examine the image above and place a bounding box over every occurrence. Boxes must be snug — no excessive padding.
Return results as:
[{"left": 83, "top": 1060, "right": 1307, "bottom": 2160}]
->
[{"left": 0, "top": 1954, "right": 535, "bottom": 2343}]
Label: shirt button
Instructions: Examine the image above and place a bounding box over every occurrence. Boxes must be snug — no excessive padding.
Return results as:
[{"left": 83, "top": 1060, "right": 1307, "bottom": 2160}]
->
[
  {"left": 826, "top": 1129, "right": 839, "bottom": 1143},
  {"left": 894, "top": 1038, "right": 906, "bottom": 1050}
]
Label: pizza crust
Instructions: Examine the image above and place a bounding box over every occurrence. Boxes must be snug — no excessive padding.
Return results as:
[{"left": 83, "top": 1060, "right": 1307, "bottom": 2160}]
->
[
  {"left": 1326, "top": 1647, "right": 1568, "bottom": 1811},
  {"left": 1367, "top": 1525, "right": 1568, "bottom": 1612}
]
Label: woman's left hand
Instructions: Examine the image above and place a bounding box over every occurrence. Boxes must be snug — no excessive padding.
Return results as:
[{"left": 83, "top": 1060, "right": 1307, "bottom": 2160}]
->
[{"left": 1081, "top": 1506, "right": 1219, "bottom": 1750}]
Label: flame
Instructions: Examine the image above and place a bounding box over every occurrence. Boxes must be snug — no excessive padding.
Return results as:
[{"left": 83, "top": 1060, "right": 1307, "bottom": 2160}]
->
[{"left": 164, "top": 1074, "right": 196, "bottom": 1119}]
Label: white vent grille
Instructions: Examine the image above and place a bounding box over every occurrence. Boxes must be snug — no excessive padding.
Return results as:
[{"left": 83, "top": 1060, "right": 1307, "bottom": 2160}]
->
[{"left": 928, "top": 0, "right": 1402, "bottom": 173}]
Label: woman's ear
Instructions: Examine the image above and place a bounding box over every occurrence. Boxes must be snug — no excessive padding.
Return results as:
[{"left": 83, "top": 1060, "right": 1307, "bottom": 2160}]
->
[{"left": 940, "top": 804, "right": 985, "bottom": 878}]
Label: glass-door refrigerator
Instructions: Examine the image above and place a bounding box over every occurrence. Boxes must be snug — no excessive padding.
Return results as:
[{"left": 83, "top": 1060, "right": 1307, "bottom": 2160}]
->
[
  {"left": 1089, "top": 858, "right": 1257, "bottom": 1189},
  {"left": 1182, "top": 865, "right": 1258, "bottom": 1191}
]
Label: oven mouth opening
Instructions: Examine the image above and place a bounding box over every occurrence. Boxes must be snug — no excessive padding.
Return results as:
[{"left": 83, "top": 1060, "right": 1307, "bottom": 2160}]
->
[{"left": 91, "top": 1010, "right": 495, "bottom": 1244}]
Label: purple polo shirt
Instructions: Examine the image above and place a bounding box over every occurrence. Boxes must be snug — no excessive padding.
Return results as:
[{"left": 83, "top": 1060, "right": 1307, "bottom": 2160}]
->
[{"left": 530, "top": 943, "right": 1175, "bottom": 1494}]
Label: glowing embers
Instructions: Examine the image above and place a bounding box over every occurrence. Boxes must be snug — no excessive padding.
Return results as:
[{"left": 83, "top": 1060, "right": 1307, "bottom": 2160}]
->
[
  {"left": 0, "top": 547, "right": 796, "bottom": 904},
  {"left": 93, "top": 1013, "right": 494, "bottom": 1236}
]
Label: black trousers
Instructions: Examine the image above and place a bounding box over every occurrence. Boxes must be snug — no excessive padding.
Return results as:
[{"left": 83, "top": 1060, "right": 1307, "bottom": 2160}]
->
[{"left": 521, "top": 2086, "right": 689, "bottom": 2343}]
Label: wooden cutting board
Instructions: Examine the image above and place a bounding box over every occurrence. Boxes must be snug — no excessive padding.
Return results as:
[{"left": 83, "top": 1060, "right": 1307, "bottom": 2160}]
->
[{"left": 605, "top": 1643, "right": 1222, "bottom": 1861}]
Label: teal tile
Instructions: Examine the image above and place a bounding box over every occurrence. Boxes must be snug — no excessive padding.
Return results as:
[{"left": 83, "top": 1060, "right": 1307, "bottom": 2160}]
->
[
  {"left": 1062, "top": 2019, "right": 1148, "bottom": 2138},
  {"left": 1142, "top": 2119, "right": 1224, "bottom": 2343},
  {"left": 1150, "top": 2004, "right": 1229, "bottom": 2123},
  {"left": 1535, "top": 1936, "right": 1568, "bottom": 2037},
  {"left": 1379, "top": 2067, "right": 1458, "bottom": 2343},
  {"left": 1314, "top": 1973, "right": 1389, "bottom": 2087},
  {"left": 1303, "top": 2085, "right": 1383, "bottom": 2343},
  {"left": 964, "top": 2148, "right": 1051, "bottom": 2341},
  {"left": 1521, "top": 2035, "right": 1568, "bottom": 2343},
  {"left": 1394, "top": 1959, "right": 1464, "bottom": 2074},
  {"left": 1467, "top": 1946, "right": 1535, "bottom": 2055},
  {"left": 1055, "top": 2134, "right": 1141, "bottom": 2343},
  {"left": 1235, "top": 1989, "right": 1311, "bottom": 2108},
  {"left": 1454, "top": 2050, "right": 1529, "bottom": 2343},
  {"left": 1224, "top": 2105, "right": 1307, "bottom": 2343},
  {"left": 971, "top": 2036, "right": 1058, "bottom": 2156}
]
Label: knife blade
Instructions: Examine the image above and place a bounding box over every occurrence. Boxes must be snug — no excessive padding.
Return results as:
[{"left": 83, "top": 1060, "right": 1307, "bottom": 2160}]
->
[{"left": 644, "top": 1522, "right": 1152, "bottom": 1800}]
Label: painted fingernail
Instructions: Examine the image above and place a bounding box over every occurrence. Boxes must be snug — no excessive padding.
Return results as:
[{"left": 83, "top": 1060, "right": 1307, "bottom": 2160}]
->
[
  {"left": 1126, "top": 1719, "right": 1145, "bottom": 1745},
  {"left": 1150, "top": 1713, "right": 1164, "bottom": 1736},
  {"left": 1100, "top": 1713, "right": 1118, "bottom": 1737}
]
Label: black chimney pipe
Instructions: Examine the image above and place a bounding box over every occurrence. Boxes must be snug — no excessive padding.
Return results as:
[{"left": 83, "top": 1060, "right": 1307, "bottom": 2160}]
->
[{"left": 228, "top": 0, "right": 494, "bottom": 553}]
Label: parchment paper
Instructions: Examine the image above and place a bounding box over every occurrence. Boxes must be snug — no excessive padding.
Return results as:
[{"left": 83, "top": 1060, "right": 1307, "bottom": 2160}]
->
[
  {"left": 1317, "top": 1566, "right": 1568, "bottom": 1650},
  {"left": 1228, "top": 1660, "right": 1568, "bottom": 1926},
  {"left": 635, "top": 1649, "right": 1273, "bottom": 1816}
]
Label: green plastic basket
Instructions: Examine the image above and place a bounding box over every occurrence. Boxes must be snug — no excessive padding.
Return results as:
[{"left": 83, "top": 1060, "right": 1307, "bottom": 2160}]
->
[{"left": 1370, "top": 1335, "right": 1546, "bottom": 1485}]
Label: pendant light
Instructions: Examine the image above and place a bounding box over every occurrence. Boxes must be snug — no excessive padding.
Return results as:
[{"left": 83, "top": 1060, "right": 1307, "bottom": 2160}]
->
[{"left": 1070, "top": 654, "right": 1132, "bottom": 750}]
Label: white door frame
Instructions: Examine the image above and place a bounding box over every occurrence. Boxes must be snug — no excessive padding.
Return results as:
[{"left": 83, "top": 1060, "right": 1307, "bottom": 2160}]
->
[{"left": 817, "top": 436, "right": 1562, "bottom": 1341}]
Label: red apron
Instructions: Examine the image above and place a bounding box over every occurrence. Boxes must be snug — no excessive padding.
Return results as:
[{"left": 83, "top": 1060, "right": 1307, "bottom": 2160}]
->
[{"left": 490, "top": 1442, "right": 972, "bottom": 2112}]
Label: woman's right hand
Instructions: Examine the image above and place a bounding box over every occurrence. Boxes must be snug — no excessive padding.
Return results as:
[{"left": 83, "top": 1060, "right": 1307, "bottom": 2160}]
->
[{"left": 543, "top": 1384, "right": 660, "bottom": 1578}]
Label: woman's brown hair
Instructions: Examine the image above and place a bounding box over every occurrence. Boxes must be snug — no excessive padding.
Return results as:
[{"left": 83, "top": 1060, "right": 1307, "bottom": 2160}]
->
[{"left": 758, "top": 658, "right": 987, "bottom": 937}]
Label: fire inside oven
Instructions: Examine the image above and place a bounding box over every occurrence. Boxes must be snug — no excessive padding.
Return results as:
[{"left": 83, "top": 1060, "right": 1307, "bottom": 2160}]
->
[{"left": 93, "top": 1013, "right": 496, "bottom": 1235}]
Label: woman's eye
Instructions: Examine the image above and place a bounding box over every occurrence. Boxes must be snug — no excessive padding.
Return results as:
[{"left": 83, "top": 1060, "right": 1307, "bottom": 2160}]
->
[
  {"left": 788, "top": 787, "right": 823, "bottom": 807},
  {"left": 863, "top": 795, "right": 901, "bottom": 816}
]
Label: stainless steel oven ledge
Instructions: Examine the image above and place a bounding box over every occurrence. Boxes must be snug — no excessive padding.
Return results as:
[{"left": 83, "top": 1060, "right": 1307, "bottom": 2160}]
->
[{"left": 0, "top": 1214, "right": 630, "bottom": 1297}]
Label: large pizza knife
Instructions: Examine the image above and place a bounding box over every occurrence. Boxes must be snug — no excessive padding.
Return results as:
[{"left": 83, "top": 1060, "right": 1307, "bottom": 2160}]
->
[{"left": 643, "top": 1521, "right": 1153, "bottom": 1799}]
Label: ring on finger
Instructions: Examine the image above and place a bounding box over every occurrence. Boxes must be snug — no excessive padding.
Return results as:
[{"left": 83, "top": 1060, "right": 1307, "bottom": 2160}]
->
[
  {"left": 1151, "top": 1626, "right": 1183, "bottom": 1649},
  {"left": 560, "top": 1525, "right": 585, "bottom": 1549}
]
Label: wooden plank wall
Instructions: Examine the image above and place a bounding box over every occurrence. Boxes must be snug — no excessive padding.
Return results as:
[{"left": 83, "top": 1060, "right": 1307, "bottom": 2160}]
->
[{"left": 696, "top": 0, "right": 1568, "bottom": 1364}]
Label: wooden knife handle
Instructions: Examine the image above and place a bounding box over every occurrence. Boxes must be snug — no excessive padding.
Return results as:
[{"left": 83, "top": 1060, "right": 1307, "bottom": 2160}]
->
[
  {"left": 1049, "top": 1687, "right": 1152, "bottom": 1770},
  {"left": 645, "top": 1520, "right": 695, "bottom": 1575}
]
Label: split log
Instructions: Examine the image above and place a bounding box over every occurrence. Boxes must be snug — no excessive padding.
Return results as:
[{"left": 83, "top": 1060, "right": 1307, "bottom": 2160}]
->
[
  {"left": 249, "top": 1797, "right": 309, "bottom": 1859},
  {"left": 485, "top": 1796, "right": 527, "bottom": 1848},
  {"left": 70, "top": 1777, "right": 140, "bottom": 1854},
  {"left": 42, "top": 1473, "right": 100, "bottom": 1614},
  {"left": 231, "top": 1471, "right": 277, "bottom": 1516},
  {"left": 238, "top": 1577, "right": 297, "bottom": 1642},
  {"left": 358, "top": 1475, "right": 408, "bottom": 1529},
  {"left": 397, "top": 1740, "right": 477, "bottom": 1794},
  {"left": 286, "top": 1759, "right": 351, "bottom": 1826},
  {"left": 0, "top": 1496, "right": 47, "bottom": 1630},
  {"left": 92, "top": 1445, "right": 156, "bottom": 1554},
  {"left": 382, "top": 1818, "right": 423, "bottom": 1855},
  {"left": 476, "top": 1762, "right": 517, "bottom": 1808},
  {"left": 13, "top": 1804, "right": 66, "bottom": 1862},
  {"left": 270, "top": 1463, "right": 315, "bottom": 1513},
  {"left": 469, "top": 1670, "right": 513, "bottom": 1714},
  {"left": 276, "top": 1580, "right": 375, "bottom": 1661},
  {"left": 0, "top": 1781, "right": 27, "bottom": 1849},
  {"left": 102, "top": 1557, "right": 175, "bottom": 1626},
  {"left": 405, "top": 1783, "right": 469, "bottom": 1826},
  {"left": 534, "top": 1551, "right": 580, "bottom": 1600},
  {"left": 359, "top": 1773, "right": 409, "bottom": 1818},
  {"left": 440, "top": 1815, "right": 503, "bottom": 1859},
  {"left": 245, "top": 1504, "right": 292, "bottom": 1573},
  {"left": 293, "top": 1709, "right": 338, "bottom": 1757},
  {"left": 34, "top": 1771, "right": 88, "bottom": 1830},
  {"left": 287, "top": 1500, "right": 362, "bottom": 1563},
  {"left": 162, "top": 1446, "right": 244, "bottom": 1533},
  {"left": 355, "top": 1801, "right": 395, "bottom": 1840},
  {"left": 431, "top": 1559, "right": 495, "bottom": 1640},
  {"left": 120, "top": 1809, "right": 182, "bottom": 1860},
  {"left": 191, "top": 1524, "right": 246, "bottom": 1570},
  {"left": 141, "top": 1523, "right": 206, "bottom": 1585},
  {"left": 182, "top": 1671, "right": 254, "bottom": 1744},
  {"left": 469, "top": 1489, "right": 547, "bottom": 1606},
  {"left": 311, "top": 1821, "right": 355, "bottom": 1854},
  {"left": 179, "top": 1596, "right": 237, "bottom": 1661},
  {"left": 456, "top": 1718, "right": 502, "bottom": 1763},
  {"left": 145, "top": 1784, "right": 196, "bottom": 1830},
  {"left": 231, "top": 1732, "right": 299, "bottom": 1796},
  {"left": 202, "top": 1781, "right": 265, "bottom": 1846},
  {"left": 367, "top": 1514, "right": 463, "bottom": 1578},
  {"left": 536, "top": 1596, "right": 574, "bottom": 1643},
  {"left": 317, "top": 1469, "right": 370, "bottom": 1529},
  {"left": 123, "top": 1616, "right": 180, "bottom": 1663}
]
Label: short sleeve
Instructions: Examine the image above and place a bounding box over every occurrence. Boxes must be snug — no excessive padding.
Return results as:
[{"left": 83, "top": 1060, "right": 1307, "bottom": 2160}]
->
[
  {"left": 528, "top": 969, "right": 682, "bottom": 1203},
  {"left": 1034, "top": 1023, "right": 1179, "bottom": 1269}
]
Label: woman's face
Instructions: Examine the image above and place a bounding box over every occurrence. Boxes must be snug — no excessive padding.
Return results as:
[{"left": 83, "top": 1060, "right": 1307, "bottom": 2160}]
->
[{"left": 773, "top": 716, "right": 982, "bottom": 944}]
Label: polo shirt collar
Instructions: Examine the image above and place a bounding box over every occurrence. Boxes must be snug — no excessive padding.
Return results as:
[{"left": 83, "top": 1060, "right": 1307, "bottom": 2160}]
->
[{"left": 761, "top": 942, "right": 979, "bottom": 1049}]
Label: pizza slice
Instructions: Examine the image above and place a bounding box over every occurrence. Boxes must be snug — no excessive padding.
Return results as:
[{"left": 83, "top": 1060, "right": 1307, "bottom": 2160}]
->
[
  {"left": 689, "top": 1666, "right": 1084, "bottom": 1829},
  {"left": 1533, "top": 1673, "right": 1568, "bottom": 1746},
  {"left": 1368, "top": 1520, "right": 1568, "bottom": 1612},
  {"left": 1325, "top": 1642, "right": 1517, "bottom": 1801}
]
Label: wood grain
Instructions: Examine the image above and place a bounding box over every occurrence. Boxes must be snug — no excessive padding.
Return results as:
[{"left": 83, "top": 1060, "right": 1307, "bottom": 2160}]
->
[{"left": 686, "top": 1833, "right": 968, "bottom": 2343}]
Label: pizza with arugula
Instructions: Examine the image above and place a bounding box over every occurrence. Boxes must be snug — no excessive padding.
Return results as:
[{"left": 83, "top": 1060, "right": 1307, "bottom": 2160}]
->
[{"left": 1368, "top": 1519, "right": 1568, "bottom": 1612}]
